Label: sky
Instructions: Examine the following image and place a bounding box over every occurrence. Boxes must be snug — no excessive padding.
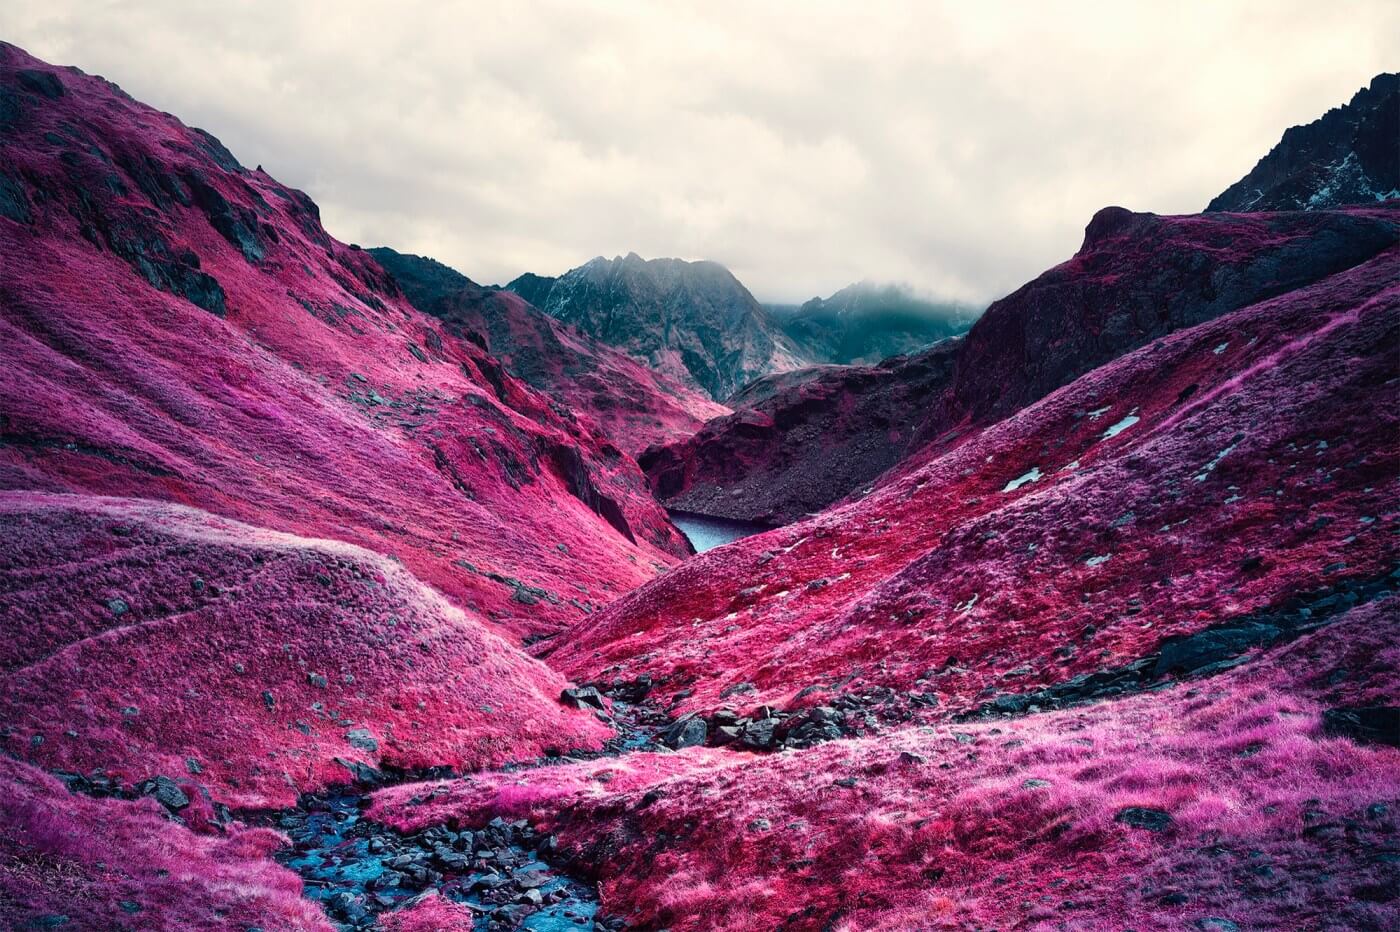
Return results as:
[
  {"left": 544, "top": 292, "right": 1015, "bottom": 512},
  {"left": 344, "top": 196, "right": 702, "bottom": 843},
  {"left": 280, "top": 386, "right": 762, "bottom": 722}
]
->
[{"left": 4, "top": 1, "right": 1397, "bottom": 304}]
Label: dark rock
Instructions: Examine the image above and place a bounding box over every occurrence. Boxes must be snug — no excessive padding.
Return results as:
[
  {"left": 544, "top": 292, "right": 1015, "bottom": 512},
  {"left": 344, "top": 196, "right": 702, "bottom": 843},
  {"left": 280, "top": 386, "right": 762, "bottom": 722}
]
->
[
  {"left": 17, "top": 69, "right": 64, "bottom": 99},
  {"left": 560, "top": 686, "right": 606, "bottom": 711},
  {"left": 1114, "top": 806, "right": 1173, "bottom": 833},
  {"left": 307, "top": 673, "right": 329, "bottom": 688},
  {"left": 660, "top": 715, "right": 707, "bottom": 750},
  {"left": 1153, "top": 622, "right": 1280, "bottom": 676},
  {"left": 739, "top": 717, "right": 779, "bottom": 750},
  {"left": 345, "top": 727, "right": 379, "bottom": 751},
  {"left": 140, "top": 775, "right": 189, "bottom": 811},
  {"left": 1322, "top": 706, "right": 1400, "bottom": 747}
]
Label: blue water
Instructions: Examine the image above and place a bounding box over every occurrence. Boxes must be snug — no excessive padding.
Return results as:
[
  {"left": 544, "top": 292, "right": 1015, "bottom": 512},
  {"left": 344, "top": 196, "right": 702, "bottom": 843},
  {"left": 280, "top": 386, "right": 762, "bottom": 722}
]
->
[{"left": 669, "top": 511, "right": 773, "bottom": 553}]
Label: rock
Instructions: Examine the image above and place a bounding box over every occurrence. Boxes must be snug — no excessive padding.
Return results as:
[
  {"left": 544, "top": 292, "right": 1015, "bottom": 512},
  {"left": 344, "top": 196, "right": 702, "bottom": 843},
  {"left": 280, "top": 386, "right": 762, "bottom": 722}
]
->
[
  {"left": 1322, "top": 706, "right": 1400, "bottom": 747},
  {"left": 307, "top": 673, "right": 328, "bottom": 688},
  {"left": 740, "top": 717, "right": 779, "bottom": 749},
  {"left": 1153, "top": 622, "right": 1280, "bottom": 676},
  {"left": 1194, "top": 920, "right": 1240, "bottom": 932},
  {"left": 106, "top": 598, "right": 129, "bottom": 617},
  {"left": 185, "top": 758, "right": 202, "bottom": 774},
  {"left": 140, "top": 775, "right": 189, "bottom": 811},
  {"left": 660, "top": 715, "right": 708, "bottom": 750},
  {"left": 17, "top": 69, "right": 64, "bottom": 99},
  {"left": 560, "top": 686, "right": 606, "bottom": 711},
  {"left": 345, "top": 727, "right": 379, "bottom": 751},
  {"left": 1114, "top": 806, "right": 1173, "bottom": 832}
]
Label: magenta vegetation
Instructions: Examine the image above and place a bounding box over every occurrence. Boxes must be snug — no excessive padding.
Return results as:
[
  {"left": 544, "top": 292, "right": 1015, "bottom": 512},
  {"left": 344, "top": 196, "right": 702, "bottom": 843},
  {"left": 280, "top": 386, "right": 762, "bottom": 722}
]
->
[{"left": 0, "top": 41, "right": 1396, "bottom": 932}]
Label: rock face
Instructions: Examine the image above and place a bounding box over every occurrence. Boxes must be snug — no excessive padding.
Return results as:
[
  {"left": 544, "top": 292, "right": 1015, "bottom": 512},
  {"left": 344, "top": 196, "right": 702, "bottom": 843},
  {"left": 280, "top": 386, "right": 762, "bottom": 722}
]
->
[
  {"left": 769, "top": 281, "right": 979, "bottom": 366},
  {"left": 1208, "top": 72, "right": 1399, "bottom": 212},
  {"left": 506, "top": 253, "right": 808, "bottom": 401},
  {"left": 369, "top": 247, "right": 727, "bottom": 454},
  {"left": 0, "top": 42, "right": 689, "bottom": 649},
  {"left": 641, "top": 339, "right": 963, "bottom": 524}
]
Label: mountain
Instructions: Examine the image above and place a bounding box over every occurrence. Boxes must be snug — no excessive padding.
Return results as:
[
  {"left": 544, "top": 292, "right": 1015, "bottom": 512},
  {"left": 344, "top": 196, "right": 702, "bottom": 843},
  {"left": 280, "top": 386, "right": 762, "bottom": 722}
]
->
[
  {"left": 5, "top": 40, "right": 1400, "bottom": 932},
  {"left": 1209, "top": 72, "right": 1399, "bottom": 212},
  {"left": 535, "top": 205, "right": 1399, "bottom": 927},
  {"left": 640, "top": 340, "right": 963, "bottom": 524},
  {"left": 369, "top": 247, "right": 728, "bottom": 454},
  {"left": 769, "top": 280, "right": 980, "bottom": 367},
  {"left": 0, "top": 39, "right": 687, "bottom": 815},
  {"left": 640, "top": 204, "right": 1396, "bottom": 526},
  {"left": 505, "top": 253, "right": 808, "bottom": 400}
]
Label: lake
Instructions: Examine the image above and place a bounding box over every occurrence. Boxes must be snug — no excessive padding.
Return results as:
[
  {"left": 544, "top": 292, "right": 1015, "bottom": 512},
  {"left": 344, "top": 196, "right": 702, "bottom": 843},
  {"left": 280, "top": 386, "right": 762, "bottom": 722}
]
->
[{"left": 669, "top": 510, "right": 774, "bottom": 553}]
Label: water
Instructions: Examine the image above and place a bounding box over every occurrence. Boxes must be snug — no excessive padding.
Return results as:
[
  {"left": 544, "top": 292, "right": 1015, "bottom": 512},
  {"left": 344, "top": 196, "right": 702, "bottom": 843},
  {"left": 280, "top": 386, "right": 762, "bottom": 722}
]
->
[
  {"left": 273, "top": 791, "right": 602, "bottom": 931},
  {"left": 669, "top": 511, "right": 773, "bottom": 553}
]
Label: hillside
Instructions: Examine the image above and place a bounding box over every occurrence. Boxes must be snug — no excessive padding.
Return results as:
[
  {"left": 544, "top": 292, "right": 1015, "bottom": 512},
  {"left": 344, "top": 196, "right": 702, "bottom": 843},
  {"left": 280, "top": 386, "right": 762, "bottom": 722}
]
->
[{"left": 370, "top": 248, "right": 727, "bottom": 454}]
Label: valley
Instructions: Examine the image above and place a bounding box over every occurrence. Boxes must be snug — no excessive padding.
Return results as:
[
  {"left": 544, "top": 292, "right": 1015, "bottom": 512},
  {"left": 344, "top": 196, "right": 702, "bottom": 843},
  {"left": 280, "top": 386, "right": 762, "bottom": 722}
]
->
[{"left": 0, "top": 36, "right": 1396, "bottom": 932}]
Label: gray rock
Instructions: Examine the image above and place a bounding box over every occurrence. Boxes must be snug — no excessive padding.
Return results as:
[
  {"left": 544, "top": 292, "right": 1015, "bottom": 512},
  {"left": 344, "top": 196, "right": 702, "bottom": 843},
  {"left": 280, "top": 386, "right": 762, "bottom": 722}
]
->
[
  {"left": 1114, "top": 806, "right": 1173, "bottom": 832},
  {"left": 661, "top": 715, "right": 708, "bottom": 750},
  {"left": 142, "top": 775, "right": 189, "bottom": 810}
]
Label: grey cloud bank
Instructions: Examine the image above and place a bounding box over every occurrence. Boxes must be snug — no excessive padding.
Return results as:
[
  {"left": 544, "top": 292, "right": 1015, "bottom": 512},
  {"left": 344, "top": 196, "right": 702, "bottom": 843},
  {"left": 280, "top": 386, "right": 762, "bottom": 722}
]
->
[{"left": 4, "top": 0, "right": 1396, "bottom": 303}]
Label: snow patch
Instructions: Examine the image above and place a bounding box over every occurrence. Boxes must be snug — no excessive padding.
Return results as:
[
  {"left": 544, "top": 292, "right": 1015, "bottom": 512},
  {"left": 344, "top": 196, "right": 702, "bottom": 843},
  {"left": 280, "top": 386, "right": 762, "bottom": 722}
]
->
[
  {"left": 1002, "top": 467, "right": 1043, "bottom": 493},
  {"left": 1101, "top": 409, "right": 1140, "bottom": 439}
]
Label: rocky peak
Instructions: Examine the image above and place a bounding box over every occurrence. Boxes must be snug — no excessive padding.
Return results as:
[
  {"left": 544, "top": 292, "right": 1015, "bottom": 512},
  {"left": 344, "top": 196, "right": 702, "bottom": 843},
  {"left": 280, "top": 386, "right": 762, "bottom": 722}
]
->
[
  {"left": 507, "top": 253, "right": 807, "bottom": 400},
  {"left": 1208, "top": 72, "right": 1399, "bottom": 212}
]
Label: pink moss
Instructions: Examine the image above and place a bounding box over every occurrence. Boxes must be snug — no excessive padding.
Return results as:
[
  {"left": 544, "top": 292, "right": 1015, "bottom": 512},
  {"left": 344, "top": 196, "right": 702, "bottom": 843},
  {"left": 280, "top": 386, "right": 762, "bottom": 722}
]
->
[
  {"left": 0, "top": 754, "right": 331, "bottom": 930},
  {"left": 376, "top": 601, "right": 1400, "bottom": 930},
  {"left": 0, "top": 493, "right": 609, "bottom": 808}
]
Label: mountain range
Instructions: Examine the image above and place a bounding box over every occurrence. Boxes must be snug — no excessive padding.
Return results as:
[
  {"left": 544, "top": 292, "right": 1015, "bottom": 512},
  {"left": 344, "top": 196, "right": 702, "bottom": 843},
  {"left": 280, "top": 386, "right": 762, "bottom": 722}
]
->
[{"left": 0, "top": 43, "right": 1396, "bottom": 932}]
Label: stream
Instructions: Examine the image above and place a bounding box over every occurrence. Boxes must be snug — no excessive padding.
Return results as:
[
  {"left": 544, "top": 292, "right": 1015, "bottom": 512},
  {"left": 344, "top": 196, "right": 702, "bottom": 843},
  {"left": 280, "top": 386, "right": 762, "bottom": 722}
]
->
[{"left": 265, "top": 697, "right": 670, "bottom": 931}]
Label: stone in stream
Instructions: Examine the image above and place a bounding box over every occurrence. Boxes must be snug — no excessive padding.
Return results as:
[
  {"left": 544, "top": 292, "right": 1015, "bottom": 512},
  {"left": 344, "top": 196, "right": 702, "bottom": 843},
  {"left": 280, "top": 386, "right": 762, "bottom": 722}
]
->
[
  {"left": 660, "top": 714, "right": 707, "bottom": 749},
  {"left": 560, "top": 685, "right": 606, "bottom": 711}
]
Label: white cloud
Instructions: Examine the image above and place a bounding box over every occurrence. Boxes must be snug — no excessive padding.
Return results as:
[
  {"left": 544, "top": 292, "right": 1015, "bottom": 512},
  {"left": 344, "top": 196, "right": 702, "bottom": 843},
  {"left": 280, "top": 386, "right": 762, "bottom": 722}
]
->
[{"left": 5, "top": 0, "right": 1396, "bottom": 303}]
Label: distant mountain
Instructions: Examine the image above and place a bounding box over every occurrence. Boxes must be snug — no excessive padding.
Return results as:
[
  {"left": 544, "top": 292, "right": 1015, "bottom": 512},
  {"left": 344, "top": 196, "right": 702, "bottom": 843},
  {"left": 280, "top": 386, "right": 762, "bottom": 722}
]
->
[
  {"left": 769, "top": 281, "right": 980, "bottom": 368},
  {"left": 641, "top": 339, "right": 963, "bottom": 524},
  {"left": 505, "top": 253, "right": 807, "bottom": 401},
  {"left": 370, "top": 248, "right": 727, "bottom": 454},
  {"left": 1209, "top": 72, "right": 1398, "bottom": 212}
]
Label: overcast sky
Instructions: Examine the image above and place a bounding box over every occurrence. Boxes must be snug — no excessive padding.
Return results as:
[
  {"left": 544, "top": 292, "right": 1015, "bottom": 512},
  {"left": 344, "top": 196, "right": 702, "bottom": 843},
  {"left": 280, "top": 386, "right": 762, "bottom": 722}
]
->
[{"left": 5, "top": 2, "right": 1397, "bottom": 303}]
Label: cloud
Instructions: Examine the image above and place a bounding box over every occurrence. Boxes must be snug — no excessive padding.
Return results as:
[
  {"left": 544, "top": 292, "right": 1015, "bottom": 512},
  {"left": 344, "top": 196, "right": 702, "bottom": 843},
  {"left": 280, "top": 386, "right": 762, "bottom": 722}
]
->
[{"left": 5, "top": 1, "right": 1397, "bottom": 303}]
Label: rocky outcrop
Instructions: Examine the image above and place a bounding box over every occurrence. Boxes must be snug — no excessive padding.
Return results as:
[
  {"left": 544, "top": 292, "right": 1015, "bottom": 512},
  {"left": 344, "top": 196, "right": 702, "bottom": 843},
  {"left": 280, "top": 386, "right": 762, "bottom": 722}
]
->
[
  {"left": 506, "top": 253, "right": 808, "bottom": 400},
  {"left": 641, "top": 339, "right": 963, "bottom": 524},
  {"left": 1209, "top": 72, "right": 1399, "bottom": 212},
  {"left": 369, "top": 247, "right": 727, "bottom": 455}
]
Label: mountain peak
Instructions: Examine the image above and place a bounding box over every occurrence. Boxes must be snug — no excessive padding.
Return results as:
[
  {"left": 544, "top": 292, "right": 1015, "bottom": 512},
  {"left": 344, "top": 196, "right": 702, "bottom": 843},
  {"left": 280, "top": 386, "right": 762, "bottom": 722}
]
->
[{"left": 1208, "top": 71, "right": 1399, "bottom": 212}]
